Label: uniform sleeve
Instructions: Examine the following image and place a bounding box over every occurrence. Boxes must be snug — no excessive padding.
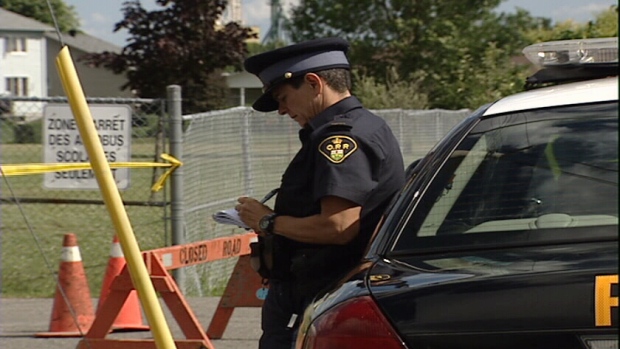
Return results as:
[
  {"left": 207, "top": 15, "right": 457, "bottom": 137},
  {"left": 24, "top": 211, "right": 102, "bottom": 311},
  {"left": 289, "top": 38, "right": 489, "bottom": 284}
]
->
[{"left": 312, "top": 132, "right": 382, "bottom": 205}]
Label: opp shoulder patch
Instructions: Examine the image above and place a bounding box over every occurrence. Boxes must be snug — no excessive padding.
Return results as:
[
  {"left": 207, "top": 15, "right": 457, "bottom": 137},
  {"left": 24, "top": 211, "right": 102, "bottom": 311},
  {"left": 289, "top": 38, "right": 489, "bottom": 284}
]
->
[{"left": 318, "top": 135, "right": 358, "bottom": 164}]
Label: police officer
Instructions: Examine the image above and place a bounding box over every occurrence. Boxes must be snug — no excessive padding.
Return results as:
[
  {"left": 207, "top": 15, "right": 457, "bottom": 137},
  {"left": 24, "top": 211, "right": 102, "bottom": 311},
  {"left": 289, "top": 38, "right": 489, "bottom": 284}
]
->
[{"left": 236, "top": 37, "right": 405, "bottom": 349}]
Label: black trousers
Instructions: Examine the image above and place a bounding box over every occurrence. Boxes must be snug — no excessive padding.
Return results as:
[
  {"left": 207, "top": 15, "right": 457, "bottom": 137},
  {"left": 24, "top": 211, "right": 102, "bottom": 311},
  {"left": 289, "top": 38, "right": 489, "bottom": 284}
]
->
[{"left": 259, "top": 279, "right": 309, "bottom": 349}]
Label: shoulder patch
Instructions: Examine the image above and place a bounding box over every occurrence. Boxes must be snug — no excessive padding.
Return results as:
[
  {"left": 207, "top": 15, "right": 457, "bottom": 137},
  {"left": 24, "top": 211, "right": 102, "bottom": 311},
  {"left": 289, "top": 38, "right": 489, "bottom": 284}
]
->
[{"left": 318, "top": 135, "right": 358, "bottom": 164}]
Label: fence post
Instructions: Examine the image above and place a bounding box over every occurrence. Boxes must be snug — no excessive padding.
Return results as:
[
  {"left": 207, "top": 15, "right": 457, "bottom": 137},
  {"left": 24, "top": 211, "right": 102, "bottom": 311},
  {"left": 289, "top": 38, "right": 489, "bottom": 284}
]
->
[
  {"left": 167, "top": 85, "right": 185, "bottom": 291},
  {"left": 241, "top": 109, "right": 254, "bottom": 196}
]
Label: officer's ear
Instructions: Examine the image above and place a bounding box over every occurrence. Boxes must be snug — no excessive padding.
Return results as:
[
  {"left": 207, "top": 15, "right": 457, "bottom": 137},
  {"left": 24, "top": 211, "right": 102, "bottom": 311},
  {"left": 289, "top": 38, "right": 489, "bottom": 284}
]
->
[{"left": 305, "top": 73, "right": 322, "bottom": 90}]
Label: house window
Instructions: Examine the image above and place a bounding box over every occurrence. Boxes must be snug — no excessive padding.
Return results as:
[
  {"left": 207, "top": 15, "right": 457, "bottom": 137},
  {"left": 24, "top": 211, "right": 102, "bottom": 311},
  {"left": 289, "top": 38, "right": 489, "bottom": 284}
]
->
[
  {"left": 5, "top": 77, "right": 28, "bottom": 96},
  {"left": 6, "top": 37, "right": 27, "bottom": 52}
]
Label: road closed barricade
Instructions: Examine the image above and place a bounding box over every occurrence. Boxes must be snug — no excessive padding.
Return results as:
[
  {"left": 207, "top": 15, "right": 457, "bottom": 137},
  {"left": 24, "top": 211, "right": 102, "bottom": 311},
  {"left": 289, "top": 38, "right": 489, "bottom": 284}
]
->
[{"left": 77, "top": 232, "right": 264, "bottom": 349}]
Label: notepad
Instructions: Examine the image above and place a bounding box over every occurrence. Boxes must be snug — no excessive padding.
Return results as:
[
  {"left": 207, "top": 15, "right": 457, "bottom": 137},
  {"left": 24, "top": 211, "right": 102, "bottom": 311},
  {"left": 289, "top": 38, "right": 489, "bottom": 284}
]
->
[{"left": 212, "top": 208, "right": 250, "bottom": 229}]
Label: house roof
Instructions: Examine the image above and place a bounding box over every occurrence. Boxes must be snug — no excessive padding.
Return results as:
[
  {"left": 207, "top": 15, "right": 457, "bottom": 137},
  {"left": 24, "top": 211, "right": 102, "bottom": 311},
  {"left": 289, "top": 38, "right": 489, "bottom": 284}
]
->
[
  {"left": 0, "top": 7, "right": 54, "bottom": 32},
  {"left": 0, "top": 7, "right": 121, "bottom": 54},
  {"left": 45, "top": 31, "right": 122, "bottom": 54}
]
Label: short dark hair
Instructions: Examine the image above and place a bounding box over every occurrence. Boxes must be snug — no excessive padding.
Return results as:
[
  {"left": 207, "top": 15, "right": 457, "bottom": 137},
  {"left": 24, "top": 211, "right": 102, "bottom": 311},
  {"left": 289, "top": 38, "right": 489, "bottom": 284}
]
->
[
  {"left": 317, "top": 69, "right": 352, "bottom": 92},
  {"left": 284, "top": 68, "right": 351, "bottom": 93}
]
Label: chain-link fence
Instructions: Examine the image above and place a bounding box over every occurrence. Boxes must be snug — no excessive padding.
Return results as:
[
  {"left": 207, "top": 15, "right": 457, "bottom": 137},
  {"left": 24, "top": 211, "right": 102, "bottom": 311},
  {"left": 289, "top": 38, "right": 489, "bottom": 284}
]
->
[
  {"left": 0, "top": 96, "right": 169, "bottom": 297},
  {"left": 1, "top": 94, "right": 472, "bottom": 298},
  {"left": 178, "top": 106, "right": 471, "bottom": 296}
]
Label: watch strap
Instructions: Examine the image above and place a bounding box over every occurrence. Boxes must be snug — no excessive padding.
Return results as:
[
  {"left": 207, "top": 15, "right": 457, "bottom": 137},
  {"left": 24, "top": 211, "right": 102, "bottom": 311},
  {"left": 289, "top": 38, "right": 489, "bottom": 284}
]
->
[{"left": 261, "top": 212, "right": 278, "bottom": 235}]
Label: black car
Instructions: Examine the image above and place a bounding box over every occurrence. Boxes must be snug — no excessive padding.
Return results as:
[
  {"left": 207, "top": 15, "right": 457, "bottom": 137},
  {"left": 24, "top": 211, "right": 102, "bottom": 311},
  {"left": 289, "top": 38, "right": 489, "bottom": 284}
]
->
[{"left": 295, "top": 37, "right": 618, "bottom": 349}]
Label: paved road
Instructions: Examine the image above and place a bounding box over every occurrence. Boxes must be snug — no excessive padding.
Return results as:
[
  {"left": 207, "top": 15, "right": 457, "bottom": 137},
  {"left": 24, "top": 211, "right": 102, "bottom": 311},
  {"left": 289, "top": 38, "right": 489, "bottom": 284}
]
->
[{"left": 0, "top": 297, "right": 262, "bottom": 349}]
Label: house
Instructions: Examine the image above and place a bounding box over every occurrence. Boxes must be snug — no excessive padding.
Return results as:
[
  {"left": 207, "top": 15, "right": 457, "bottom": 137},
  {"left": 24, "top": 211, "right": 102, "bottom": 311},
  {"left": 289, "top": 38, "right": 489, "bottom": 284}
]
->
[
  {"left": 224, "top": 70, "right": 263, "bottom": 107},
  {"left": 0, "top": 7, "right": 51, "bottom": 102},
  {"left": 44, "top": 31, "right": 132, "bottom": 98},
  {"left": 0, "top": 7, "right": 132, "bottom": 107},
  {"left": 1, "top": 7, "right": 266, "bottom": 113}
]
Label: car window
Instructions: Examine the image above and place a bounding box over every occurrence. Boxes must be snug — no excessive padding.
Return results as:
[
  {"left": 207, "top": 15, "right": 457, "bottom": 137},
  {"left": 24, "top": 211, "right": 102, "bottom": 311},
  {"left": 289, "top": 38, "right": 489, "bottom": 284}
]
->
[{"left": 393, "top": 102, "right": 618, "bottom": 251}]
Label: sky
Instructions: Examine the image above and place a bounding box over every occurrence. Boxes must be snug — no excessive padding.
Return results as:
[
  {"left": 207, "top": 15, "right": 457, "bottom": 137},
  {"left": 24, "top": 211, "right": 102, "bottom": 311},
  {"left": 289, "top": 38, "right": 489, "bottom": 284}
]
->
[{"left": 64, "top": 0, "right": 615, "bottom": 47}]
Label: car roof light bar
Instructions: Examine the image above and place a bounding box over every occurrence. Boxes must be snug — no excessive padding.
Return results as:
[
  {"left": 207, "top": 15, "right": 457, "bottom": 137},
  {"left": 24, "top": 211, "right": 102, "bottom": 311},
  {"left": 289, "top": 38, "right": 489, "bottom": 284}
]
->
[{"left": 523, "top": 37, "right": 618, "bottom": 67}]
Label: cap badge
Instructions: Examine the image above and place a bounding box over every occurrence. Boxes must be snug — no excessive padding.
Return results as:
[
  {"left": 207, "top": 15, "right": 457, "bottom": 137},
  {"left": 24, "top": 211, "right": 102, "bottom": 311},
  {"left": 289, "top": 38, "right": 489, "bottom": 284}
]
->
[
  {"left": 284, "top": 72, "right": 293, "bottom": 79},
  {"left": 318, "top": 135, "right": 357, "bottom": 164}
]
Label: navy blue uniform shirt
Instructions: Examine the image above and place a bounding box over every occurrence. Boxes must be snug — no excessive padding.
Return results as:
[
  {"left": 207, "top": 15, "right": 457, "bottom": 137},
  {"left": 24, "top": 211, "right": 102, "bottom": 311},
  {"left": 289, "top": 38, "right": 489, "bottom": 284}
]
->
[{"left": 271, "top": 96, "right": 405, "bottom": 292}]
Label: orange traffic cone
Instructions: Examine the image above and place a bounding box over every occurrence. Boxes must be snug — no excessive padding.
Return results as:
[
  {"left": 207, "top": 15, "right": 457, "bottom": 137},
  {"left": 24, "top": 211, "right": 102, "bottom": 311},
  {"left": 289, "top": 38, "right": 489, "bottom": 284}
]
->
[
  {"left": 96, "top": 235, "right": 149, "bottom": 331},
  {"left": 36, "top": 233, "right": 95, "bottom": 337}
]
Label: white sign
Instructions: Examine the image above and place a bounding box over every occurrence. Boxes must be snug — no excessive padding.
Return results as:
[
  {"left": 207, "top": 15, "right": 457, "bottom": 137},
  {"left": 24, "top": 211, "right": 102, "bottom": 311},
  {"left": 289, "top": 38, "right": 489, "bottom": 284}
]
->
[{"left": 43, "top": 104, "right": 132, "bottom": 190}]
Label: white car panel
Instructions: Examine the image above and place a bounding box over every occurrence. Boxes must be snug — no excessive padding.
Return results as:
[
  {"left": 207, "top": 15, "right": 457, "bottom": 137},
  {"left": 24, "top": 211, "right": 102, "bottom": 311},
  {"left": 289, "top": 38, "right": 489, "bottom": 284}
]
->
[{"left": 483, "top": 77, "right": 618, "bottom": 116}]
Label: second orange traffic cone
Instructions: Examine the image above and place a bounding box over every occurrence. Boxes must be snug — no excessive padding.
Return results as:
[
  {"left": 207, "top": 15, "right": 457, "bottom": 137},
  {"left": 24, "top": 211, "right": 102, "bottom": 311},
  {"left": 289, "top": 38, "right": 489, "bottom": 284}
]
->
[
  {"left": 96, "top": 235, "right": 149, "bottom": 331},
  {"left": 36, "top": 233, "right": 95, "bottom": 337}
]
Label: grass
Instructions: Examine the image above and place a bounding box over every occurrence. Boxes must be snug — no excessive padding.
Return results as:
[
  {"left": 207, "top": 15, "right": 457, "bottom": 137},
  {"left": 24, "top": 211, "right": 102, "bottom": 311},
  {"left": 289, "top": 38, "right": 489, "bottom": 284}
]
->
[
  {"left": 1, "top": 140, "right": 170, "bottom": 298},
  {"left": 0, "top": 128, "right": 293, "bottom": 299},
  {"left": 0, "top": 109, "right": 466, "bottom": 298},
  {"left": 1, "top": 204, "right": 168, "bottom": 297}
]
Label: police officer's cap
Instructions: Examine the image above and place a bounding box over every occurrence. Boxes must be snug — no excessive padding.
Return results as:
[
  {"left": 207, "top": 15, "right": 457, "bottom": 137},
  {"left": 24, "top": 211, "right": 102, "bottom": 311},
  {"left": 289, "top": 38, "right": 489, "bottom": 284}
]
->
[{"left": 244, "top": 37, "right": 350, "bottom": 112}]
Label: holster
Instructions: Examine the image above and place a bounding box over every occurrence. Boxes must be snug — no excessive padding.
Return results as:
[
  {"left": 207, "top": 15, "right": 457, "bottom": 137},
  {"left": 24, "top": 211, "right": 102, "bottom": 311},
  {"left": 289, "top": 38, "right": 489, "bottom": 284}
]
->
[{"left": 249, "top": 235, "right": 273, "bottom": 279}]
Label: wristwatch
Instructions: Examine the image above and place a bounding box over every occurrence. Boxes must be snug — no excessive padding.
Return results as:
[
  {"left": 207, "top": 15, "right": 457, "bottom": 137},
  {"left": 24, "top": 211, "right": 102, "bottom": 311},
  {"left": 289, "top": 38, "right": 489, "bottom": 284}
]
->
[{"left": 258, "top": 212, "right": 278, "bottom": 236}]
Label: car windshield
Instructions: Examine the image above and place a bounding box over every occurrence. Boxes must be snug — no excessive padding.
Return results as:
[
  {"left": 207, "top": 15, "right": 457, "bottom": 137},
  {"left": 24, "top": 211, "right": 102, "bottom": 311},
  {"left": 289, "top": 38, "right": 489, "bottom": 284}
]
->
[{"left": 393, "top": 101, "right": 618, "bottom": 251}]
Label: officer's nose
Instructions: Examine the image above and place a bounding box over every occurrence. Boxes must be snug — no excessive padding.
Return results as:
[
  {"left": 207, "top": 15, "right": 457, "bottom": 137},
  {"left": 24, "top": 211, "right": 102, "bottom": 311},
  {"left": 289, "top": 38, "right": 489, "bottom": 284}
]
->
[{"left": 277, "top": 103, "right": 288, "bottom": 116}]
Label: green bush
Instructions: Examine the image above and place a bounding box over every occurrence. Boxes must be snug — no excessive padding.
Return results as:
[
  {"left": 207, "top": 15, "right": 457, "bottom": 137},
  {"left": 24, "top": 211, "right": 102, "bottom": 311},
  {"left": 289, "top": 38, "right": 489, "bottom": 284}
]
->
[
  {"left": 1, "top": 119, "right": 43, "bottom": 144},
  {"left": 14, "top": 124, "right": 35, "bottom": 143},
  {"left": 1, "top": 120, "right": 16, "bottom": 143},
  {"left": 353, "top": 68, "right": 429, "bottom": 110}
]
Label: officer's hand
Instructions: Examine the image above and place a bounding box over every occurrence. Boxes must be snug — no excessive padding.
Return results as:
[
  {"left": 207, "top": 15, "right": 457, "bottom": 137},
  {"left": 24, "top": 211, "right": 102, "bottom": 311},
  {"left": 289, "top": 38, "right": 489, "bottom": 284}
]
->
[{"left": 236, "top": 197, "right": 272, "bottom": 232}]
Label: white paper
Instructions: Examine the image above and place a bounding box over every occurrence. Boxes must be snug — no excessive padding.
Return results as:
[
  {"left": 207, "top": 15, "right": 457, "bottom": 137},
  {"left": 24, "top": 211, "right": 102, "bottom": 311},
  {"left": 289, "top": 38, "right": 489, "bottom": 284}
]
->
[{"left": 212, "top": 208, "right": 250, "bottom": 229}]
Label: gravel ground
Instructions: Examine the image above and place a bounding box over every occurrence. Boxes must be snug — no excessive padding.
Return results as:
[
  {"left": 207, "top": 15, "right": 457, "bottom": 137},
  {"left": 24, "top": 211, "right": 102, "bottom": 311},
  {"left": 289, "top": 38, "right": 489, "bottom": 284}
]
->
[{"left": 0, "top": 297, "right": 262, "bottom": 349}]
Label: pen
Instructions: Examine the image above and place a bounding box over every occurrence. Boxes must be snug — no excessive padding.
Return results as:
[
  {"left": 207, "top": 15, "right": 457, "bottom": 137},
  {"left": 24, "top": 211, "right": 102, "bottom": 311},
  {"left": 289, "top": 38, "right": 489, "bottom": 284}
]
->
[{"left": 260, "top": 188, "right": 280, "bottom": 204}]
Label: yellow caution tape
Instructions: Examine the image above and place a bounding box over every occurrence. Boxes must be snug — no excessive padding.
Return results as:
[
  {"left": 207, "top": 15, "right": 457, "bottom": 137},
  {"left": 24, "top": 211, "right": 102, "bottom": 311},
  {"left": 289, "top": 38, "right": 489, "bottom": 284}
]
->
[
  {"left": 0, "top": 153, "right": 182, "bottom": 192},
  {"left": 150, "top": 153, "right": 182, "bottom": 192}
]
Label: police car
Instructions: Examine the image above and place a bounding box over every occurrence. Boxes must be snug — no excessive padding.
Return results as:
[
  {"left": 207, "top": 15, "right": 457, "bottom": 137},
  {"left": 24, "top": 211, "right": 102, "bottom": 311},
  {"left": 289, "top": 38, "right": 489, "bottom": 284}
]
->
[{"left": 295, "top": 37, "right": 619, "bottom": 349}]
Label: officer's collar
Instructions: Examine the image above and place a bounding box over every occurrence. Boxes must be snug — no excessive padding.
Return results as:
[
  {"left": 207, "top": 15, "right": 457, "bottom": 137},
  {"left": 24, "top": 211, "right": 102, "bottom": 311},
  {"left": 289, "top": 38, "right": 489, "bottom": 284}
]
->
[{"left": 307, "top": 96, "right": 363, "bottom": 131}]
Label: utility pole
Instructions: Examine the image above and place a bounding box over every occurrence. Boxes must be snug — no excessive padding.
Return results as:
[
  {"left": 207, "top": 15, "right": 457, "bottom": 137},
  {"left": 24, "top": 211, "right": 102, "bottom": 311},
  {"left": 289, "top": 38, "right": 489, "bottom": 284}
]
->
[{"left": 262, "top": 0, "right": 289, "bottom": 46}]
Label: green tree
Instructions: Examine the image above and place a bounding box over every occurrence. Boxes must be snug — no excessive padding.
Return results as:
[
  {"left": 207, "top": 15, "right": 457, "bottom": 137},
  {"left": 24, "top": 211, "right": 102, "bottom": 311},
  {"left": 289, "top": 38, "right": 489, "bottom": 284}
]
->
[
  {"left": 0, "top": 0, "right": 80, "bottom": 32},
  {"left": 591, "top": 5, "right": 619, "bottom": 37},
  {"left": 287, "top": 0, "right": 546, "bottom": 110},
  {"left": 352, "top": 67, "right": 428, "bottom": 109},
  {"left": 525, "top": 5, "right": 618, "bottom": 42},
  {"left": 81, "top": 0, "right": 256, "bottom": 113}
]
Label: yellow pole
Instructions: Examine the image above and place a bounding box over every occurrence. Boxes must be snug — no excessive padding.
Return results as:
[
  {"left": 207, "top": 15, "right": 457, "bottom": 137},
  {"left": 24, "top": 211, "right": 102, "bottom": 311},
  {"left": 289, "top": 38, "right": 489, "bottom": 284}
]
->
[{"left": 55, "top": 46, "right": 176, "bottom": 349}]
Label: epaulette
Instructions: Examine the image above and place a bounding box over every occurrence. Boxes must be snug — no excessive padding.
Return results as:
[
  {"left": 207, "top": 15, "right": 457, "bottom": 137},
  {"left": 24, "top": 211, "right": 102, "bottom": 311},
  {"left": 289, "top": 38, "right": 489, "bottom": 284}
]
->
[{"left": 326, "top": 114, "right": 355, "bottom": 129}]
